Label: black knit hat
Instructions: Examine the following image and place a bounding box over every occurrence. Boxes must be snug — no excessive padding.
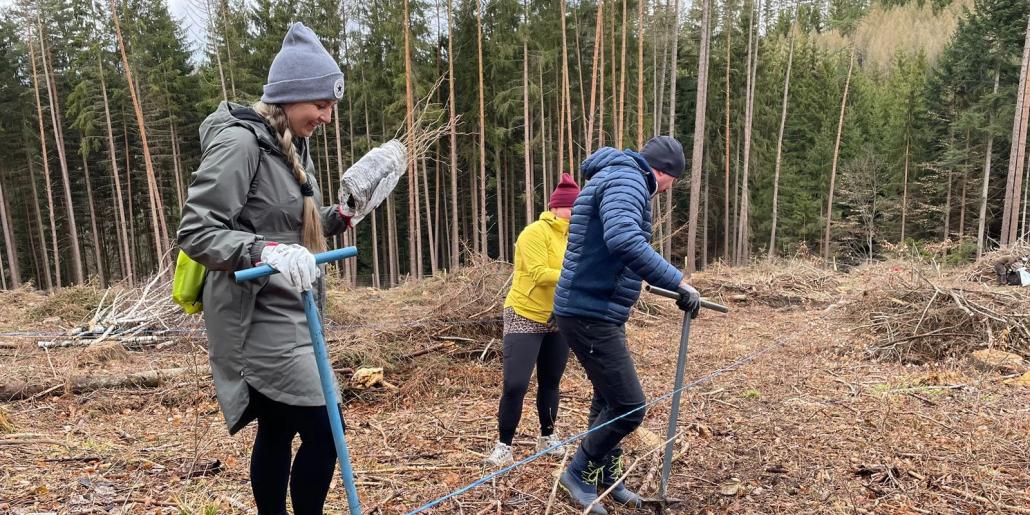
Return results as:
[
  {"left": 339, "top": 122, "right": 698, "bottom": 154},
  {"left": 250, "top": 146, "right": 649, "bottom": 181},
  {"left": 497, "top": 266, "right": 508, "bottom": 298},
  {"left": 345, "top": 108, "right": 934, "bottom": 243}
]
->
[{"left": 640, "top": 136, "right": 686, "bottom": 178}]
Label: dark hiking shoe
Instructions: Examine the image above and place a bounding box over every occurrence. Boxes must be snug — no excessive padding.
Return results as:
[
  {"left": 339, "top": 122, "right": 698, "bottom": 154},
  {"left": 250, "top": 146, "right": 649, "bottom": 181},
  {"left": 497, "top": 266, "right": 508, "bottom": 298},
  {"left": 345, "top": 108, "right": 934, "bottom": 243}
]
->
[
  {"left": 601, "top": 448, "right": 644, "bottom": 508},
  {"left": 559, "top": 448, "right": 609, "bottom": 514}
]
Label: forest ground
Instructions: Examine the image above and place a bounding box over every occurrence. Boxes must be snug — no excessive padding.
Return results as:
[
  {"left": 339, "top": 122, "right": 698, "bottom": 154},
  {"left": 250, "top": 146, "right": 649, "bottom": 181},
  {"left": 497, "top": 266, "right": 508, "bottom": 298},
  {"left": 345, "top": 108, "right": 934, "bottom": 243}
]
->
[{"left": 1, "top": 262, "right": 1029, "bottom": 514}]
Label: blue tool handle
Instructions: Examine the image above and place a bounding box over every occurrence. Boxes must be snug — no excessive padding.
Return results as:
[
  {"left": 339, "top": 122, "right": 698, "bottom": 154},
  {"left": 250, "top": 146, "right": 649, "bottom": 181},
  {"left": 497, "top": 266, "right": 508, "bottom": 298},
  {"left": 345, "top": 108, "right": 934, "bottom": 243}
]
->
[
  {"left": 304, "top": 290, "right": 361, "bottom": 514},
  {"left": 234, "top": 246, "right": 358, "bottom": 283},
  {"left": 646, "top": 284, "right": 730, "bottom": 313}
]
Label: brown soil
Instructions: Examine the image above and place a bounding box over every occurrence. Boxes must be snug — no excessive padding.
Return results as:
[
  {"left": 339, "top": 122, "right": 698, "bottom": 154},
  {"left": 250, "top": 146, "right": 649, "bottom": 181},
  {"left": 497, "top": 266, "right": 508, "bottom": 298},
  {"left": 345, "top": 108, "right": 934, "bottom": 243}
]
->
[{"left": 2, "top": 268, "right": 1029, "bottom": 514}]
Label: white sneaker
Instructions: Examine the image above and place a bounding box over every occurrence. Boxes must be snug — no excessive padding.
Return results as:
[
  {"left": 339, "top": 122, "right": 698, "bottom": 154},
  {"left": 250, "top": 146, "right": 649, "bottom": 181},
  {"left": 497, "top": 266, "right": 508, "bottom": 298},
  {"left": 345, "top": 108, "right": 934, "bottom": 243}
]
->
[
  {"left": 483, "top": 441, "right": 514, "bottom": 466},
  {"left": 536, "top": 434, "right": 565, "bottom": 456}
]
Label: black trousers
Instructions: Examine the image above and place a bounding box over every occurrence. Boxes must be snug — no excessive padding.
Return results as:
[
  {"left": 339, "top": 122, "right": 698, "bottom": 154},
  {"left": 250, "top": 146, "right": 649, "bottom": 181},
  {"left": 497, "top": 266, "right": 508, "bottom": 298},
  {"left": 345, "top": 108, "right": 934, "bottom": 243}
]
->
[
  {"left": 557, "top": 316, "right": 646, "bottom": 462},
  {"left": 248, "top": 386, "right": 342, "bottom": 515},
  {"left": 497, "top": 331, "right": 570, "bottom": 445}
]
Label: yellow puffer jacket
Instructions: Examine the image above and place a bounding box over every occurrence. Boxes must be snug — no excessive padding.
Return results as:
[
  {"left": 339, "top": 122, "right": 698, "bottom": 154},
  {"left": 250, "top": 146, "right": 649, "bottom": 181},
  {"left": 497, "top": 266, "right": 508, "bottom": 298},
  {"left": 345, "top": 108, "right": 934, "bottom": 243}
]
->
[{"left": 503, "top": 211, "right": 570, "bottom": 324}]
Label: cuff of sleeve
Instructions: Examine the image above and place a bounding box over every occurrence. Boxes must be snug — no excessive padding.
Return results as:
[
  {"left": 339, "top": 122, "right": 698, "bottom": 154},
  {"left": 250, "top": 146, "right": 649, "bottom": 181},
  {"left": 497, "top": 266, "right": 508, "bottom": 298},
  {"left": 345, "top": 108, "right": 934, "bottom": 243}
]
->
[
  {"left": 249, "top": 240, "right": 275, "bottom": 266},
  {"left": 336, "top": 205, "right": 353, "bottom": 229}
]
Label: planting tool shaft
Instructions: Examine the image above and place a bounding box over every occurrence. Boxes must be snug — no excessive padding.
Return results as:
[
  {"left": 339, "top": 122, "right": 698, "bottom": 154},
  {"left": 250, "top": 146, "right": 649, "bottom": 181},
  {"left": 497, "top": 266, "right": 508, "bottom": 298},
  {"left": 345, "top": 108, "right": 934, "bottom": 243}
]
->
[
  {"left": 647, "top": 284, "right": 729, "bottom": 501},
  {"left": 235, "top": 247, "right": 361, "bottom": 515}
]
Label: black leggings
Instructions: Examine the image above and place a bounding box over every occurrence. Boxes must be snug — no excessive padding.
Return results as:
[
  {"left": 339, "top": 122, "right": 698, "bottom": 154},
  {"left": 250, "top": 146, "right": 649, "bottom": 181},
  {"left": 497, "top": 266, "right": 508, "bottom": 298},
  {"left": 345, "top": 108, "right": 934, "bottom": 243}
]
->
[
  {"left": 248, "top": 387, "right": 342, "bottom": 515},
  {"left": 497, "top": 331, "right": 570, "bottom": 445}
]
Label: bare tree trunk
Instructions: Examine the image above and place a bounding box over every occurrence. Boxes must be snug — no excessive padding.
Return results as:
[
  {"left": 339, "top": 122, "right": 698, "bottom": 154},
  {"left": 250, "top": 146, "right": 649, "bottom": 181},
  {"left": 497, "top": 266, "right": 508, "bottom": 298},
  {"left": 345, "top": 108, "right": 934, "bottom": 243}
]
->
[
  {"left": 422, "top": 157, "right": 438, "bottom": 274},
  {"left": 219, "top": 0, "right": 238, "bottom": 99},
  {"left": 637, "top": 0, "right": 645, "bottom": 149},
  {"left": 586, "top": 0, "right": 604, "bottom": 156},
  {"left": 99, "top": 59, "right": 132, "bottom": 285},
  {"left": 524, "top": 0, "right": 534, "bottom": 224},
  {"left": 723, "top": 2, "right": 732, "bottom": 260},
  {"left": 541, "top": 62, "right": 550, "bottom": 193},
  {"left": 686, "top": 0, "right": 710, "bottom": 273},
  {"left": 823, "top": 47, "right": 854, "bottom": 262},
  {"left": 600, "top": 12, "right": 607, "bottom": 149},
  {"left": 560, "top": 0, "right": 575, "bottom": 173},
  {"left": 123, "top": 120, "right": 139, "bottom": 273},
  {"left": 25, "top": 201, "right": 43, "bottom": 288},
  {"left": 944, "top": 168, "right": 953, "bottom": 239},
  {"left": 28, "top": 38, "right": 60, "bottom": 288},
  {"left": 109, "top": 0, "right": 169, "bottom": 269},
  {"left": 736, "top": 0, "right": 758, "bottom": 265},
  {"left": 447, "top": 0, "right": 460, "bottom": 269},
  {"left": 495, "top": 151, "right": 505, "bottom": 261},
  {"left": 572, "top": 7, "right": 588, "bottom": 160},
  {"left": 38, "top": 22, "right": 84, "bottom": 284},
  {"left": 977, "top": 70, "right": 1000, "bottom": 257},
  {"left": 205, "top": 0, "right": 228, "bottom": 102},
  {"left": 1022, "top": 157, "right": 1030, "bottom": 239},
  {"left": 81, "top": 156, "right": 106, "bottom": 286},
  {"left": 901, "top": 138, "right": 910, "bottom": 244},
  {"left": 959, "top": 165, "right": 968, "bottom": 240},
  {"left": 769, "top": 9, "right": 797, "bottom": 259},
  {"left": 25, "top": 154, "right": 51, "bottom": 289},
  {"left": 0, "top": 170, "right": 19, "bottom": 288},
  {"left": 170, "top": 122, "right": 184, "bottom": 212},
  {"left": 618, "top": 0, "right": 628, "bottom": 147},
  {"left": 655, "top": 0, "right": 669, "bottom": 135},
  {"left": 477, "top": 0, "right": 488, "bottom": 258},
  {"left": 664, "top": 0, "right": 680, "bottom": 260},
  {"left": 610, "top": 1, "right": 618, "bottom": 146},
  {"left": 702, "top": 165, "right": 709, "bottom": 269},
  {"left": 403, "top": 0, "right": 420, "bottom": 278},
  {"left": 1002, "top": 15, "right": 1030, "bottom": 245}
]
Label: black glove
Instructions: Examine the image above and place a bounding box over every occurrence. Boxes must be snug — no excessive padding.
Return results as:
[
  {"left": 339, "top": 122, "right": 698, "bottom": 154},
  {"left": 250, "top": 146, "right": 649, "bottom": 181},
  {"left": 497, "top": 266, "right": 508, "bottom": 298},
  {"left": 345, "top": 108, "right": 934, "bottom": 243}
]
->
[{"left": 676, "top": 284, "right": 701, "bottom": 319}]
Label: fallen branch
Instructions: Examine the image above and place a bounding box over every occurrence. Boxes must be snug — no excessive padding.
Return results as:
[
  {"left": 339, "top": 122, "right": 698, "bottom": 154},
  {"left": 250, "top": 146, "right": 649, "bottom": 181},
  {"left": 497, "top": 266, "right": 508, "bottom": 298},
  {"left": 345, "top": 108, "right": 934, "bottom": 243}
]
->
[
  {"left": 937, "top": 484, "right": 1030, "bottom": 514},
  {"left": 0, "top": 365, "right": 210, "bottom": 401},
  {"left": 402, "top": 341, "right": 455, "bottom": 360}
]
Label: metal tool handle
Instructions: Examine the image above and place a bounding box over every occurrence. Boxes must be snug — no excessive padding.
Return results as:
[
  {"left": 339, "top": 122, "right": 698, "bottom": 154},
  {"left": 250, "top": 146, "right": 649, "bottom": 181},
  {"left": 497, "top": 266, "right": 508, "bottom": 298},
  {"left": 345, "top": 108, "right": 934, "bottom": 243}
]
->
[
  {"left": 646, "top": 284, "right": 729, "bottom": 313},
  {"left": 234, "top": 246, "right": 359, "bottom": 283}
]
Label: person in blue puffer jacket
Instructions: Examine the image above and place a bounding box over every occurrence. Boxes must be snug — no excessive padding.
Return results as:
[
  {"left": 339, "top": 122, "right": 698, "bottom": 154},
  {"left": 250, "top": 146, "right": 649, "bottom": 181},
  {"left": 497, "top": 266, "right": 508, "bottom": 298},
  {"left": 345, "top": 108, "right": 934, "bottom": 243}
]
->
[{"left": 554, "top": 136, "right": 702, "bottom": 514}]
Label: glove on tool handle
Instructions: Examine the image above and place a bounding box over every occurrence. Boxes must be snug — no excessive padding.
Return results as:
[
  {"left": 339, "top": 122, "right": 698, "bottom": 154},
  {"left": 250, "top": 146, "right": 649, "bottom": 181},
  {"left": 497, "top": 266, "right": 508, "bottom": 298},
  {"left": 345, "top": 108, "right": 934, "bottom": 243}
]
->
[
  {"left": 646, "top": 285, "right": 729, "bottom": 313},
  {"left": 235, "top": 247, "right": 359, "bottom": 283}
]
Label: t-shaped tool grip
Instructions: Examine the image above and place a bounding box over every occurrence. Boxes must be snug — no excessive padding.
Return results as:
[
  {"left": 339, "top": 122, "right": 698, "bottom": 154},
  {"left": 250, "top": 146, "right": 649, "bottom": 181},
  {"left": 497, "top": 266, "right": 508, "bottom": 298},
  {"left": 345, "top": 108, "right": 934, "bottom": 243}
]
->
[{"left": 645, "top": 284, "right": 730, "bottom": 313}]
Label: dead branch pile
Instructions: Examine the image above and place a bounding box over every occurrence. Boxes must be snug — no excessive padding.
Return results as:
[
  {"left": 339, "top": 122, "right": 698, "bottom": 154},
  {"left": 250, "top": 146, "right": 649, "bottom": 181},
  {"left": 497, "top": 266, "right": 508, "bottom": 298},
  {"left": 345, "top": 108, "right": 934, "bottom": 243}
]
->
[
  {"left": 963, "top": 243, "right": 1030, "bottom": 284},
  {"left": 324, "top": 258, "right": 511, "bottom": 370},
  {"left": 844, "top": 267, "right": 1030, "bottom": 362},
  {"left": 35, "top": 271, "right": 198, "bottom": 350},
  {"left": 690, "top": 258, "right": 841, "bottom": 307}
]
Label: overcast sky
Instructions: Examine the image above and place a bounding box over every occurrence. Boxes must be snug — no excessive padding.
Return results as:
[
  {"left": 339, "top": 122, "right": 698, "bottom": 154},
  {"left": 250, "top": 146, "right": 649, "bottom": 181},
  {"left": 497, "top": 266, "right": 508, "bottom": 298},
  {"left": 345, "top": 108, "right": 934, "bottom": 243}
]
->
[{"left": 0, "top": 0, "right": 210, "bottom": 62}]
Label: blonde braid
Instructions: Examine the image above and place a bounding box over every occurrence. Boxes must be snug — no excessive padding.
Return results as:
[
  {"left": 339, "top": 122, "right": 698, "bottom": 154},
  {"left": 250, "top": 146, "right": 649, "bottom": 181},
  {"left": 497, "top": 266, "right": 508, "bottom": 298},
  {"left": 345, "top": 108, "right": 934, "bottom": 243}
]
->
[{"left": 254, "top": 101, "right": 327, "bottom": 253}]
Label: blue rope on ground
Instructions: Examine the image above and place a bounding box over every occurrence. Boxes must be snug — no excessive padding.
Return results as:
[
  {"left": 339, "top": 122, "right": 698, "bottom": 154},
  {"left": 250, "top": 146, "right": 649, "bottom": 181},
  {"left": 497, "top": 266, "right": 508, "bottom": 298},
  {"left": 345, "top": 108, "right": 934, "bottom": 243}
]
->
[{"left": 405, "top": 335, "right": 793, "bottom": 514}]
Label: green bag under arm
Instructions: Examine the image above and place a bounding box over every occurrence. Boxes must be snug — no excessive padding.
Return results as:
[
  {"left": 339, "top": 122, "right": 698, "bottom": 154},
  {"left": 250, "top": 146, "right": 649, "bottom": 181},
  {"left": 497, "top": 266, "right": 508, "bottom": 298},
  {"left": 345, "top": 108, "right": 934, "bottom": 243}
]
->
[{"left": 172, "top": 250, "right": 207, "bottom": 314}]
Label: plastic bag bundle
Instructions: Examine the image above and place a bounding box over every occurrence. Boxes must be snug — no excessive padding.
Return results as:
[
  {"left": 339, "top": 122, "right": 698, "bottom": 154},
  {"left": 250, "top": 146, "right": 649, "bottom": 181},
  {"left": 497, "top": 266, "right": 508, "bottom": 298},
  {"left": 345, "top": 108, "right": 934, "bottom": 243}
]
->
[{"left": 338, "top": 139, "right": 407, "bottom": 226}]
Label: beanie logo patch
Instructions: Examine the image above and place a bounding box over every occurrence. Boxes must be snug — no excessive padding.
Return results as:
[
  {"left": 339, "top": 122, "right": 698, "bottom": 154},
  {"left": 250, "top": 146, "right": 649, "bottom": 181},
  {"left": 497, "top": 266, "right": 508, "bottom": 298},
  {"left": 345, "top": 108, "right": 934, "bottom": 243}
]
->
[{"left": 334, "top": 79, "right": 345, "bottom": 99}]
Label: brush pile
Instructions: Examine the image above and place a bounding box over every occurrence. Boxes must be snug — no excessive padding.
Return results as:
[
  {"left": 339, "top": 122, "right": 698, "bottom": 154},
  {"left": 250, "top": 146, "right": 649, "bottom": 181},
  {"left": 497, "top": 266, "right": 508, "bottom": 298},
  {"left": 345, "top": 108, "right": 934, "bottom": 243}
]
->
[
  {"left": 323, "top": 257, "right": 511, "bottom": 370},
  {"left": 34, "top": 272, "right": 198, "bottom": 350},
  {"left": 690, "top": 258, "right": 842, "bottom": 308},
  {"left": 845, "top": 264, "right": 1030, "bottom": 362}
]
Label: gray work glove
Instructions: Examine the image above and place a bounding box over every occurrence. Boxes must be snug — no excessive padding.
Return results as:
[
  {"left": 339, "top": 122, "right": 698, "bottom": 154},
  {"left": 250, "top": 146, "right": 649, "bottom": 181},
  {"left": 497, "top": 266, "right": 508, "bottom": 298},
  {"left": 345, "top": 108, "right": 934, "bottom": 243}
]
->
[{"left": 676, "top": 283, "right": 701, "bottom": 319}]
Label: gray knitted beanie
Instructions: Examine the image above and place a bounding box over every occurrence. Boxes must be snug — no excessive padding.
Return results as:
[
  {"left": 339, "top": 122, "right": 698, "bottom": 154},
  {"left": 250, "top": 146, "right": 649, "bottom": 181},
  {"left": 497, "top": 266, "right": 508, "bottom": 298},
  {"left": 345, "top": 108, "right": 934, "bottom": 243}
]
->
[{"left": 261, "top": 22, "right": 344, "bottom": 104}]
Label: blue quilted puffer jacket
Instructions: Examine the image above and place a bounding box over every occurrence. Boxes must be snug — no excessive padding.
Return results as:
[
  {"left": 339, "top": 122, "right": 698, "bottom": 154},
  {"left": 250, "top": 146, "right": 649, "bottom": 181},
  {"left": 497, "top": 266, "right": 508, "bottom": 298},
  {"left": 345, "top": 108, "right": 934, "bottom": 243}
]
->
[{"left": 553, "top": 147, "right": 684, "bottom": 324}]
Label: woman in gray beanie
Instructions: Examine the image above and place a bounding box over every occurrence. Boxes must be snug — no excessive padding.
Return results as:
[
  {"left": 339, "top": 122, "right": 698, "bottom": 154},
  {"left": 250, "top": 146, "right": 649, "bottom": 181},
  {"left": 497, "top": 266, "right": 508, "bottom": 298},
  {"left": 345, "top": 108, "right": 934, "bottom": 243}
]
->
[{"left": 177, "top": 22, "right": 356, "bottom": 514}]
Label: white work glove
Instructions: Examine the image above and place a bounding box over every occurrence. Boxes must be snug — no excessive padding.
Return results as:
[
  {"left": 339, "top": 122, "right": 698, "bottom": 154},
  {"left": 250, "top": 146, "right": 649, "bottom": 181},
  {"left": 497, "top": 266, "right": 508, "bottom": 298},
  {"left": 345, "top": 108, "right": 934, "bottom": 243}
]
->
[{"left": 260, "top": 243, "right": 320, "bottom": 292}]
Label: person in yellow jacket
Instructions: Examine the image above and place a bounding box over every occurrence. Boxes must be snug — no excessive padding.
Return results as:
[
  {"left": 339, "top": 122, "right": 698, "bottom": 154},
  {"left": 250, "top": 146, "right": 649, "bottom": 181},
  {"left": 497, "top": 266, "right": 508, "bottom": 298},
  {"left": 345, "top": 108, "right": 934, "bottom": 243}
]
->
[{"left": 485, "top": 173, "right": 581, "bottom": 466}]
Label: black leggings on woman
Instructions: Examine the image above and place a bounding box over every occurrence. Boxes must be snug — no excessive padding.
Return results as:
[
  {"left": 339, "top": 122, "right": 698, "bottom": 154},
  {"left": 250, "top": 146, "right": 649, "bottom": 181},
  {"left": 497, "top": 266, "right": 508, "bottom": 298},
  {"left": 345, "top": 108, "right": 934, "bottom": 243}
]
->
[
  {"left": 497, "top": 331, "right": 570, "bottom": 445},
  {"left": 248, "top": 386, "right": 342, "bottom": 515}
]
